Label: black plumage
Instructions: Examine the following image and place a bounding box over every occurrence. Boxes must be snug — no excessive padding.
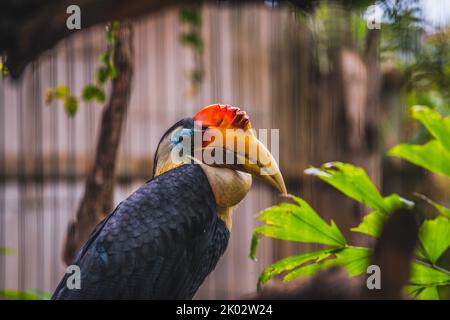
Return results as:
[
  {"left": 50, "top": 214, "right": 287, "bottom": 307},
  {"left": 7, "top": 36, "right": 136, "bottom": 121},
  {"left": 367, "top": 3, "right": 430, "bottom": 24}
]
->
[{"left": 52, "top": 164, "right": 229, "bottom": 299}]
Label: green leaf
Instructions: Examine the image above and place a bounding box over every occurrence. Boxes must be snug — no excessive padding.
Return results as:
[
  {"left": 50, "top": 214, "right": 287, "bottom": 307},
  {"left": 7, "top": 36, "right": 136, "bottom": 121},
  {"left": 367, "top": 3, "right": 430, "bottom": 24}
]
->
[
  {"left": 179, "top": 8, "right": 202, "bottom": 27},
  {"left": 250, "top": 196, "right": 346, "bottom": 260},
  {"left": 416, "top": 287, "right": 440, "bottom": 300},
  {"left": 180, "top": 32, "right": 203, "bottom": 51},
  {"left": 419, "top": 216, "right": 450, "bottom": 264},
  {"left": 0, "top": 62, "right": 8, "bottom": 77},
  {"left": 306, "top": 162, "right": 412, "bottom": 237},
  {"left": 82, "top": 85, "right": 97, "bottom": 101},
  {"left": 389, "top": 141, "right": 450, "bottom": 177},
  {"left": 0, "top": 289, "right": 51, "bottom": 300},
  {"left": 96, "top": 67, "right": 109, "bottom": 84},
  {"left": 415, "top": 193, "right": 450, "bottom": 218},
  {"left": 111, "top": 20, "right": 121, "bottom": 31},
  {"left": 191, "top": 69, "right": 204, "bottom": 83},
  {"left": 350, "top": 210, "right": 387, "bottom": 237},
  {"left": 327, "top": 247, "right": 371, "bottom": 277},
  {"left": 283, "top": 247, "right": 371, "bottom": 281},
  {"left": 0, "top": 247, "right": 15, "bottom": 255},
  {"left": 389, "top": 106, "right": 450, "bottom": 177},
  {"left": 305, "top": 162, "right": 409, "bottom": 213},
  {"left": 82, "top": 85, "right": 105, "bottom": 103},
  {"left": 44, "top": 88, "right": 53, "bottom": 105},
  {"left": 283, "top": 262, "right": 324, "bottom": 281},
  {"left": 108, "top": 65, "right": 118, "bottom": 79},
  {"left": 410, "top": 261, "right": 450, "bottom": 286},
  {"left": 64, "top": 96, "right": 78, "bottom": 116},
  {"left": 350, "top": 195, "right": 413, "bottom": 237},
  {"left": 55, "top": 85, "right": 70, "bottom": 100},
  {"left": 407, "top": 285, "right": 440, "bottom": 300},
  {"left": 411, "top": 105, "right": 450, "bottom": 152},
  {"left": 258, "top": 249, "right": 336, "bottom": 287},
  {"left": 415, "top": 247, "right": 428, "bottom": 260},
  {"left": 305, "top": 163, "right": 384, "bottom": 210},
  {"left": 106, "top": 30, "right": 116, "bottom": 46},
  {"left": 100, "top": 52, "right": 111, "bottom": 65},
  {"left": 1, "top": 62, "right": 9, "bottom": 77}
]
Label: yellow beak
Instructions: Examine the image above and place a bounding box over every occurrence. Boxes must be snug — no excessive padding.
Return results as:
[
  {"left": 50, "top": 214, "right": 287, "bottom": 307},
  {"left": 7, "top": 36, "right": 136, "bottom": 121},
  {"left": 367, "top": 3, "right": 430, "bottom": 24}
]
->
[{"left": 197, "top": 127, "right": 287, "bottom": 195}]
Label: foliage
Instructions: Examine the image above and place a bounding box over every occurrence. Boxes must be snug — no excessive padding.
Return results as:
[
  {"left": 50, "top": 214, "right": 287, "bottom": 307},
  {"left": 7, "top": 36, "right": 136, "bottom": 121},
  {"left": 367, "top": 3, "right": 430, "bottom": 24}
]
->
[
  {"left": 381, "top": 12, "right": 450, "bottom": 115},
  {"left": 250, "top": 196, "right": 346, "bottom": 254},
  {"left": 404, "top": 29, "right": 450, "bottom": 112},
  {"left": 377, "top": 1, "right": 450, "bottom": 116},
  {"left": 250, "top": 163, "right": 411, "bottom": 288},
  {"left": 179, "top": 7, "right": 204, "bottom": 96},
  {"left": 419, "top": 217, "right": 450, "bottom": 264},
  {"left": 306, "top": 162, "right": 413, "bottom": 237},
  {"left": 0, "top": 61, "right": 8, "bottom": 77},
  {"left": 0, "top": 289, "right": 51, "bottom": 300},
  {"left": 0, "top": 247, "right": 15, "bottom": 255},
  {"left": 45, "top": 21, "right": 120, "bottom": 116},
  {"left": 179, "top": 8, "right": 203, "bottom": 52},
  {"left": 0, "top": 248, "right": 51, "bottom": 300},
  {"left": 250, "top": 194, "right": 373, "bottom": 288},
  {"left": 389, "top": 106, "right": 450, "bottom": 177},
  {"left": 251, "top": 106, "right": 450, "bottom": 299},
  {"left": 379, "top": 0, "right": 423, "bottom": 59}
]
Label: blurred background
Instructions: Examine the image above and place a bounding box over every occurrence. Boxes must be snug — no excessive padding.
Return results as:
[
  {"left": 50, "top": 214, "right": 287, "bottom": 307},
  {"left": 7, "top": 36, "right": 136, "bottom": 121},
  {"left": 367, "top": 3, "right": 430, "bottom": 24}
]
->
[{"left": 0, "top": 0, "right": 449, "bottom": 299}]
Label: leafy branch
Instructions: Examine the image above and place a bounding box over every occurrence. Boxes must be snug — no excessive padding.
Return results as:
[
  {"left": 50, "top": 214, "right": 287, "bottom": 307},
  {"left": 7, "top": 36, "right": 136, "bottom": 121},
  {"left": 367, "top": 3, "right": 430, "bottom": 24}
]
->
[
  {"left": 0, "top": 248, "right": 51, "bottom": 300},
  {"left": 0, "top": 289, "right": 51, "bottom": 300},
  {"left": 251, "top": 106, "right": 450, "bottom": 300},
  {"left": 0, "top": 61, "right": 9, "bottom": 77},
  {"left": 250, "top": 164, "right": 412, "bottom": 289},
  {"left": 45, "top": 21, "right": 120, "bottom": 116},
  {"left": 0, "top": 247, "right": 15, "bottom": 255},
  {"left": 179, "top": 6, "right": 204, "bottom": 96}
]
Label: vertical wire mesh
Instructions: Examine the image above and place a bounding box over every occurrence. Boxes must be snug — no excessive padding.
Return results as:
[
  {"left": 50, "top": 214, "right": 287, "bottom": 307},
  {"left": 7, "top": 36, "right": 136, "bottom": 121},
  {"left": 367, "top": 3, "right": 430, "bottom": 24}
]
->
[
  {"left": 33, "top": 61, "right": 45, "bottom": 292},
  {"left": 49, "top": 50, "right": 61, "bottom": 289},
  {"left": 17, "top": 78, "right": 25, "bottom": 295}
]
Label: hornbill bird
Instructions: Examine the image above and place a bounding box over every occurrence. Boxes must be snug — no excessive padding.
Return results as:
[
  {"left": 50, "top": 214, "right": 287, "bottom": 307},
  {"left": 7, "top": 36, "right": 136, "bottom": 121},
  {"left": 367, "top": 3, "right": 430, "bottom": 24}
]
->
[{"left": 52, "top": 104, "right": 286, "bottom": 299}]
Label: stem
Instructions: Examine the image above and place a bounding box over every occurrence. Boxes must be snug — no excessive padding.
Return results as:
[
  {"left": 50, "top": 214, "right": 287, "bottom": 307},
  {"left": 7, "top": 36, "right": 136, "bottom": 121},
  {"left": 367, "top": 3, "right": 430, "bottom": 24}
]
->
[
  {"left": 415, "top": 259, "right": 450, "bottom": 277},
  {"left": 62, "top": 22, "right": 134, "bottom": 265},
  {"left": 409, "top": 280, "right": 450, "bottom": 288}
]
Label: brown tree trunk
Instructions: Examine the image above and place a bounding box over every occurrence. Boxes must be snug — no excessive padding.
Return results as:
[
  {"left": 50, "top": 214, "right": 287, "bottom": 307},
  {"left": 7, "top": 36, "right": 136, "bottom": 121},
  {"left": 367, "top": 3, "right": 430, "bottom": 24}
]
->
[{"left": 63, "top": 22, "right": 134, "bottom": 265}]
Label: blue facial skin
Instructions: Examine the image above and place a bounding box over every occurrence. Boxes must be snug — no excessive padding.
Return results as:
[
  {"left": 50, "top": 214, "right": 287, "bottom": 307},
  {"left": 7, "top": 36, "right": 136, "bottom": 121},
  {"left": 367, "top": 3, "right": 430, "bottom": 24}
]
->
[{"left": 170, "top": 127, "right": 194, "bottom": 145}]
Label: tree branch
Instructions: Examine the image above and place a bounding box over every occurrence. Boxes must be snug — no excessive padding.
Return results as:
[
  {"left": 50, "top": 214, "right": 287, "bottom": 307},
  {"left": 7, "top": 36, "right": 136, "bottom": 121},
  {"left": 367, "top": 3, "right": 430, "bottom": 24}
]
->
[
  {"left": 63, "top": 21, "right": 134, "bottom": 264},
  {"left": 0, "top": 0, "right": 318, "bottom": 78}
]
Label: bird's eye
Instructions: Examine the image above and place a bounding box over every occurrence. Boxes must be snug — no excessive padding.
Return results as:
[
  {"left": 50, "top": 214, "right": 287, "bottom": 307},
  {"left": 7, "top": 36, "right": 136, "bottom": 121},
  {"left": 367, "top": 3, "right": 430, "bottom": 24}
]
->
[{"left": 170, "top": 128, "right": 192, "bottom": 145}]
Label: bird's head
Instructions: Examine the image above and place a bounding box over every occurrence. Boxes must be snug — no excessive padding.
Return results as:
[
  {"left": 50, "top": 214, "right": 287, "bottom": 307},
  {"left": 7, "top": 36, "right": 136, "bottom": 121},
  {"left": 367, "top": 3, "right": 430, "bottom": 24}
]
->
[{"left": 153, "top": 104, "right": 287, "bottom": 229}]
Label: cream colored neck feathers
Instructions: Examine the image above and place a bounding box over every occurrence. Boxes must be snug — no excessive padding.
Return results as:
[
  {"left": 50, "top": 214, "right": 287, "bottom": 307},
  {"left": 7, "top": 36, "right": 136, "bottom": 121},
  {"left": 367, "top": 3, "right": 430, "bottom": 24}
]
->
[{"left": 198, "top": 164, "right": 252, "bottom": 230}]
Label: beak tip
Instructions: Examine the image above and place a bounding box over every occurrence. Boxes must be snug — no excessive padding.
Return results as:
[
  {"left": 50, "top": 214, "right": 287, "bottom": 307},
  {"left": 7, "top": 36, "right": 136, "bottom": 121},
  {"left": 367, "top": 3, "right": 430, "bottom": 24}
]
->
[
  {"left": 279, "top": 187, "right": 288, "bottom": 197},
  {"left": 274, "top": 175, "right": 287, "bottom": 196}
]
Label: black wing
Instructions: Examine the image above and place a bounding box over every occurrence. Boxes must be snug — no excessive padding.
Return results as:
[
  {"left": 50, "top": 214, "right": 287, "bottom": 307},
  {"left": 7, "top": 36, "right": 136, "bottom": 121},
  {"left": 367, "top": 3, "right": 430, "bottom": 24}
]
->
[{"left": 52, "top": 164, "right": 229, "bottom": 299}]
